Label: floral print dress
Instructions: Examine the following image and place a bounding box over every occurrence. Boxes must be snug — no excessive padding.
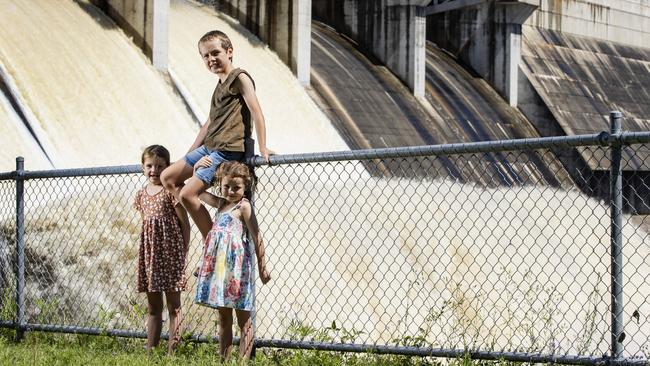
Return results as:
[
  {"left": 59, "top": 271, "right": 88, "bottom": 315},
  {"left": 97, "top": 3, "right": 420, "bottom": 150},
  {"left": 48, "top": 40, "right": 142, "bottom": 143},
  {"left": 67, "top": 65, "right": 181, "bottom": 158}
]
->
[
  {"left": 134, "top": 187, "right": 186, "bottom": 293},
  {"left": 195, "top": 199, "right": 254, "bottom": 310}
]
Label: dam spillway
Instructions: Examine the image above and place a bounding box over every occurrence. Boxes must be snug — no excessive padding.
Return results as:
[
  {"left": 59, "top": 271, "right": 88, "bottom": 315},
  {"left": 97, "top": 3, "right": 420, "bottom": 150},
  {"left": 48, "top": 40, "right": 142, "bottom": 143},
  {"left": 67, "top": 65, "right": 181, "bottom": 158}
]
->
[
  {"left": 167, "top": 0, "right": 349, "bottom": 155},
  {"left": 0, "top": 0, "right": 198, "bottom": 169},
  {"left": 1, "top": 0, "right": 650, "bottom": 361},
  {"left": 310, "top": 21, "right": 570, "bottom": 187}
]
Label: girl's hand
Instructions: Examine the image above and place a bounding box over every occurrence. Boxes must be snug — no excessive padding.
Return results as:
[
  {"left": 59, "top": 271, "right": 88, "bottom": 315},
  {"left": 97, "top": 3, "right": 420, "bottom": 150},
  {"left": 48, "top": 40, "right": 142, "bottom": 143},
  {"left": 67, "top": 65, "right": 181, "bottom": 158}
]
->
[
  {"left": 259, "top": 266, "right": 271, "bottom": 284},
  {"left": 194, "top": 156, "right": 212, "bottom": 171}
]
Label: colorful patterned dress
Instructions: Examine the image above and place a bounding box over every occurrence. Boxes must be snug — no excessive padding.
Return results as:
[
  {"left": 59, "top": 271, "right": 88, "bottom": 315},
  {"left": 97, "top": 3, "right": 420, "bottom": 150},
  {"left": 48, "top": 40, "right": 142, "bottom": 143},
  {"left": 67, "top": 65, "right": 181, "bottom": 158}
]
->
[
  {"left": 195, "top": 199, "right": 254, "bottom": 310},
  {"left": 134, "top": 187, "right": 187, "bottom": 293}
]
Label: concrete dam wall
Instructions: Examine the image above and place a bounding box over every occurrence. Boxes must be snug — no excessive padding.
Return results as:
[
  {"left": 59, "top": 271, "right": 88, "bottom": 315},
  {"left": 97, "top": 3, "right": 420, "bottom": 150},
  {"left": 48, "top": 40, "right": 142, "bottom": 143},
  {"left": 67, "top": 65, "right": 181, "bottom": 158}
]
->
[
  {"left": 0, "top": 0, "right": 347, "bottom": 171},
  {"left": 2, "top": 0, "right": 650, "bottom": 358},
  {"left": 0, "top": 0, "right": 197, "bottom": 169},
  {"left": 89, "top": 0, "right": 650, "bottom": 210}
]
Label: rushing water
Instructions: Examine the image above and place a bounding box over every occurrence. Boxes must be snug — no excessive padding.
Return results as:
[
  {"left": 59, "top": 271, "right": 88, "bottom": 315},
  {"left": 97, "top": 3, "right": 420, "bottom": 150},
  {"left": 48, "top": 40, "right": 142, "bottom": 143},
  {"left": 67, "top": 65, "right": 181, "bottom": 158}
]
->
[
  {"left": 168, "top": 0, "right": 349, "bottom": 154},
  {"left": 254, "top": 169, "right": 650, "bottom": 356},
  {"left": 0, "top": 0, "right": 347, "bottom": 171},
  {"left": 0, "top": 0, "right": 648, "bottom": 359},
  {"left": 0, "top": 0, "right": 197, "bottom": 168},
  {"left": 0, "top": 91, "right": 51, "bottom": 170},
  {"left": 8, "top": 168, "right": 649, "bottom": 357}
]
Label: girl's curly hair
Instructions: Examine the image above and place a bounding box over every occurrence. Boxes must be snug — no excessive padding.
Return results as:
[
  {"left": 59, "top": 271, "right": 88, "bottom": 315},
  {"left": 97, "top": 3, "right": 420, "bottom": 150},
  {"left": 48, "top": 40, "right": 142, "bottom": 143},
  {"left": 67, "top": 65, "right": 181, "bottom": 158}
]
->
[{"left": 215, "top": 161, "right": 257, "bottom": 199}]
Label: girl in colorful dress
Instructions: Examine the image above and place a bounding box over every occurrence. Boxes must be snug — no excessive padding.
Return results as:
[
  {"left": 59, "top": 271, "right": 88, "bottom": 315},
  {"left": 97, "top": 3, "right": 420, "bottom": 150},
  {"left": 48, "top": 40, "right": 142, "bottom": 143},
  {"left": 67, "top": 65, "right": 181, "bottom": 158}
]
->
[
  {"left": 193, "top": 159, "right": 271, "bottom": 361},
  {"left": 134, "top": 145, "right": 190, "bottom": 355}
]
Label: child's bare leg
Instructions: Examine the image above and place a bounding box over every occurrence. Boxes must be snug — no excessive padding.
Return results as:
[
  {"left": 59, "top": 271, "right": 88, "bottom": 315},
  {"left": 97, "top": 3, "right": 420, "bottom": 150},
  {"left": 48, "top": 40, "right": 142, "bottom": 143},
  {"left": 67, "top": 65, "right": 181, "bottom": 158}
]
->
[
  {"left": 161, "top": 160, "right": 194, "bottom": 201},
  {"left": 146, "top": 292, "right": 164, "bottom": 352},
  {"left": 165, "top": 291, "right": 182, "bottom": 355},
  {"left": 235, "top": 310, "right": 254, "bottom": 360},
  {"left": 179, "top": 177, "right": 213, "bottom": 237},
  {"left": 218, "top": 307, "right": 234, "bottom": 360}
]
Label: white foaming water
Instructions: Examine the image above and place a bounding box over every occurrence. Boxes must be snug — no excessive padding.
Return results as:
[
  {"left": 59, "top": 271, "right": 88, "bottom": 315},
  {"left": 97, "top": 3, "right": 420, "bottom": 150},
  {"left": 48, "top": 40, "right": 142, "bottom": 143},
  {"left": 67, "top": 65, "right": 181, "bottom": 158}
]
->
[
  {"left": 168, "top": 0, "right": 349, "bottom": 154},
  {"left": 1, "top": 0, "right": 647, "bottom": 359},
  {"left": 0, "top": 0, "right": 197, "bottom": 168},
  {"left": 253, "top": 167, "right": 650, "bottom": 356},
  {"left": 18, "top": 169, "right": 647, "bottom": 356},
  {"left": 0, "top": 92, "right": 51, "bottom": 171},
  {"left": 136, "top": 6, "right": 649, "bottom": 356}
]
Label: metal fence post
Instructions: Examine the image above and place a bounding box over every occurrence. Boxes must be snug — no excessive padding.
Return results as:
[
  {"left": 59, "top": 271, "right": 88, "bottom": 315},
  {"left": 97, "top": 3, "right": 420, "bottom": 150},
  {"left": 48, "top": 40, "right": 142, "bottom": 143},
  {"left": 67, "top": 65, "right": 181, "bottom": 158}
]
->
[
  {"left": 249, "top": 166, "right": 258, "bottom": 359},
  {"left": 14, "top": 157, "right": 25, "bottom": 341},
  {"left": 609, "top": 111, "right": 624, "bottom": 359}
]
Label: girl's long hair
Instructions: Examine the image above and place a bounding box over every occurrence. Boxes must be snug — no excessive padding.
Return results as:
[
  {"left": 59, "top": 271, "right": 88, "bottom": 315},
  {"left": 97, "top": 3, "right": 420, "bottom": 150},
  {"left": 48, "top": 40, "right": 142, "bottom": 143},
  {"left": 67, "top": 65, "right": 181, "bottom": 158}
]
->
[
  {"left": 141, "top": 144, "right": 170, "bottom": 165},
  {"left": 215, "top": 161, "right": 256, "bottom": 199}
]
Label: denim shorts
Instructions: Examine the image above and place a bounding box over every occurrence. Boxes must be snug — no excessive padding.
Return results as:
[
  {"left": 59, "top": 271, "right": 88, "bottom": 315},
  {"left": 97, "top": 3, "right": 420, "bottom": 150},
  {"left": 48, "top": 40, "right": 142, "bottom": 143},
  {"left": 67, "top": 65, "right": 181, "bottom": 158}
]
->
[{"left": 183, "top": 146, "right": 244, "bottom": 185}]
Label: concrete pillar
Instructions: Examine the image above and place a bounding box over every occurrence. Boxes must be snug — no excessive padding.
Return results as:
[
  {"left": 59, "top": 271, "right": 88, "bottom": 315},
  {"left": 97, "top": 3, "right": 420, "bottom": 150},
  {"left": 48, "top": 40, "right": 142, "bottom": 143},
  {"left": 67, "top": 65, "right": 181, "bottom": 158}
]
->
[
  {"left": 504, "top": 26, "right": 520, "bottom": 106},
  {"left": 426, "top": 0, "right": 536, "bottom": 107},
  {"left": 312, "top": 0, "right": 428, "bottom": 96},
  {"left": 269, "top": 1, "right": 291, "bottom": 69},
  {"left": 214, "top": 0, "right": 310, "bottom": 85},
  {"left": 500, "top": 2, "right": 536, "bottom": 107},
  {"left": 90, "top": 0, "right": 170, "bottom": 70},
  {"left": 152, "top": 0, "right": 169, "bottom": 71},
  {"left": 412, "top": 6, "right": 426, "bottom": 97},
  {"left": 384, "top": 1, "right": 429, "bottom": 97},
  {"left": 292, "top": 0, "right": 311, "bottom": 86}
]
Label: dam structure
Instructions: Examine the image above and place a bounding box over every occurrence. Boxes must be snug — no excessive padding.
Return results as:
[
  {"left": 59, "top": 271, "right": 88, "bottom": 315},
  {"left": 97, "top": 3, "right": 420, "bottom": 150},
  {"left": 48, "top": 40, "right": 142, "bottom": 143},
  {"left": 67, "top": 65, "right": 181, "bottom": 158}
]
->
[
  {"left": 4, "top": 0, "right": 649, "bottom": 198},
  {"left": 186, "top": 0, "right": 650, "bottom": 208},
  {"left": 86, "top": 0, "right": 650, "bottom": 207},
  {"left": 1, "top": 0, "right": 650, "bottom": 363}
]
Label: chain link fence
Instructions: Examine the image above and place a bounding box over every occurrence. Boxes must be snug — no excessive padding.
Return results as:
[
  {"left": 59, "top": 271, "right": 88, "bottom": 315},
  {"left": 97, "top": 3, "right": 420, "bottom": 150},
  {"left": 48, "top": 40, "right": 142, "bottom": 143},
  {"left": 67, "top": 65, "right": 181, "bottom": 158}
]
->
[{"left": 1, "top": 114, "right": 649, "bottom": 364}]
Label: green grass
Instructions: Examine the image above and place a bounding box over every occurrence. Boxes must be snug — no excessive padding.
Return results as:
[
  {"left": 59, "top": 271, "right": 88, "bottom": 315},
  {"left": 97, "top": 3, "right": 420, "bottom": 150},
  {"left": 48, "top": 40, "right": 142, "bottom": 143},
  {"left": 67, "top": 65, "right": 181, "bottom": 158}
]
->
[{"left": 0, "top": 329, "right": 512, "bottom": 366}]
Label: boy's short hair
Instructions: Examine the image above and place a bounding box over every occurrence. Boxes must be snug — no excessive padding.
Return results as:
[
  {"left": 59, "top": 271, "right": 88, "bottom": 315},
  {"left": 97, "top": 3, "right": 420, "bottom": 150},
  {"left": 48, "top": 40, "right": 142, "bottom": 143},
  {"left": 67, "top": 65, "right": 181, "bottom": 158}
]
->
[{"left": 198, "top": 30, "right": 233, "bottom": 52}]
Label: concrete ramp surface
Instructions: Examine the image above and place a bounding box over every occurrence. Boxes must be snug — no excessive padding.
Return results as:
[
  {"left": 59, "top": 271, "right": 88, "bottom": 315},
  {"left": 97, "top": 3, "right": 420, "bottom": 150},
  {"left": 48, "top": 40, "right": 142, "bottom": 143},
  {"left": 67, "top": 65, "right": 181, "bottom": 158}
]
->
[
  {"left": 311, "top": 21, "right": 569, "bottom": 187},
  {"left": 0, "top": 90, "right": 51, "bottom": 171},
  {"left": 168, "top": 0, "right": 349, "bottom": 155},
  {"left": 522, "top": 27, "right": 650, "bottom": 171},
  {"left": 0, "top": 0, "right": 198, "bottom": 168}
]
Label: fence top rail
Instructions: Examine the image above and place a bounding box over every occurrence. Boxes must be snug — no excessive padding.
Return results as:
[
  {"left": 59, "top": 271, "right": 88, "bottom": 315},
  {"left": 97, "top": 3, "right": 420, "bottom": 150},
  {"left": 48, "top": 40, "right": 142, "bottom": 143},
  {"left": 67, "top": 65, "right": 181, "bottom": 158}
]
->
[
  {"left": 248, "top": 132, "right": 607, "bottom": 166},
  {"left": 0, "top": 164, "right": 142, "bottom": 180},
  {"left": 0, "top": 171, "right": 15, "bottom": 181},
  {"left": 250, "top": 130, "right": 650, "bottom": 167},
  {"left": 2, "top": 130, "right": 650, "bottom": 179}
]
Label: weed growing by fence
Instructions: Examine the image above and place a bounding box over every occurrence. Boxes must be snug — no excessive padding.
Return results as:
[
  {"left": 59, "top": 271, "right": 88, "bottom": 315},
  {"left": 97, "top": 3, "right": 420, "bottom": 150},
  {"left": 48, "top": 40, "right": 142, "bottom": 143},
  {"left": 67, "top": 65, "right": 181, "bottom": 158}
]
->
[{"left": 0, "top": 331, "right": 521, "bottom": 365}]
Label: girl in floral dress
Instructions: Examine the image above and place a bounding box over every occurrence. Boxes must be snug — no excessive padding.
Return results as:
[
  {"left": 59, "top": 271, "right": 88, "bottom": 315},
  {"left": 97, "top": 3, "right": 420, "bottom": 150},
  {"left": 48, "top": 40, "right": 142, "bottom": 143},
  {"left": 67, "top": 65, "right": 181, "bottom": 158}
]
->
[
  {"left": 134, "top": 145, "right": 190, "bottom": 354},
  {"left": 193, "top": 159, "right": 271, "bottom": 361}
]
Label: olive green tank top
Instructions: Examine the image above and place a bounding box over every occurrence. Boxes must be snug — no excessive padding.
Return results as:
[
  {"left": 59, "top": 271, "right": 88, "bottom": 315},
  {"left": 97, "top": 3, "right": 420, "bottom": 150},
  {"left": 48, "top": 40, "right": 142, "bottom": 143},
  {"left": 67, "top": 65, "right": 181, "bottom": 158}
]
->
[{"left": 203, "top": 68, "right": 253, "bottom": 152}]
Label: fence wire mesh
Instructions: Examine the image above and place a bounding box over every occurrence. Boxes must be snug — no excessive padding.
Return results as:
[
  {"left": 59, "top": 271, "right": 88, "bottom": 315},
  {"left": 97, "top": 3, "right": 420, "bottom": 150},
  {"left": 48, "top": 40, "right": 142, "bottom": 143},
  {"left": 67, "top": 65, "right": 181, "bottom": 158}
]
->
[
  {"left": 0, "top": 179, "right": 16, "bottom": 323},
  {"left": 0, "top": 142, "right": 649, "bottom": 363},
  {"left": 255, "top": 149, "right": 619, "bottom": 357},
  {"left": 620, "top": 145, "right": 650, "bottom": 358}
]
